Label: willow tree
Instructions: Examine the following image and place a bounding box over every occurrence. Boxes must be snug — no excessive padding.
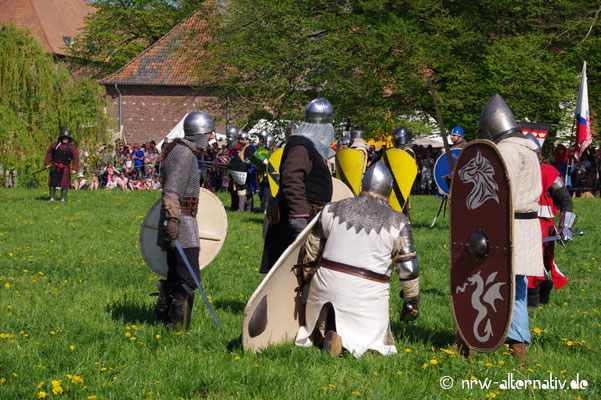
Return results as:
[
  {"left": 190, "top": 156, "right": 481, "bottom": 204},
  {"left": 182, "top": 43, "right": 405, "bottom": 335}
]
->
[{"left": 0, "top": 24, "right": 110, "bottom": 187}]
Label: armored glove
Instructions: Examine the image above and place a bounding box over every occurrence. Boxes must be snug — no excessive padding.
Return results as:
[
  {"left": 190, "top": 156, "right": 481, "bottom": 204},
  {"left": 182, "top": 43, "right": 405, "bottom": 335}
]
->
[
  {"left": 162, "top": 192, "right": 180, "bottom": 247},
  {"left": 400, "top": 291, "right": 420, "bottom": 321},
  {"left": 558, "top": 211, "right": 577, "bottom": 243},
  {"left": 163, "top": 218, "right": 180, "bottom": 243},
  {"left": 288, "top": 217, "right": 309, "bottom": 240}
]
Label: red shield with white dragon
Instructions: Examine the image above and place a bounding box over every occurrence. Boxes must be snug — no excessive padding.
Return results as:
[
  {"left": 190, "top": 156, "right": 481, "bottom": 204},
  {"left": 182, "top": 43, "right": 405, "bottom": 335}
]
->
[{"left": 449, "top": 140, "right": 514, "bottom": 352}]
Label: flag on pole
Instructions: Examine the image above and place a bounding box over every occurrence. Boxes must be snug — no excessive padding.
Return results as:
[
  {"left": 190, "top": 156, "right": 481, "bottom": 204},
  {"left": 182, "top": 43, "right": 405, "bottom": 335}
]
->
[{"left": 574, "top": 61, "right": 592, "bottom": 160}]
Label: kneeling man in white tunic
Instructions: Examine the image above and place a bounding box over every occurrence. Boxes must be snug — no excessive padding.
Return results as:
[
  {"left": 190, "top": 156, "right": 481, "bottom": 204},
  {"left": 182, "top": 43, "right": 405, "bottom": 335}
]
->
[{"left": 295, "top": 161, "right": 420, "bottom": 357}]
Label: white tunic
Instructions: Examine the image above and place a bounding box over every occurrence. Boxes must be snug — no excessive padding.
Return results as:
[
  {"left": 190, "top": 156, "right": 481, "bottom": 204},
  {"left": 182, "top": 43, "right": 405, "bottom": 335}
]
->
[
  {"left": 295, "top": 199, "right": 401, "bottom": 357},
  {"left": 496, "top": 136, "right": 544, "bottom": 276}
]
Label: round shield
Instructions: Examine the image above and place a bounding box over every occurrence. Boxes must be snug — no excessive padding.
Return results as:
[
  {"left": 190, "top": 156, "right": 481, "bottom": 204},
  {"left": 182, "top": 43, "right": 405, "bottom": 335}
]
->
[
  {"left": 139, "top": 188, "right": 228, "bottom": 276},
  {"left": 381, "top": 148, "right": 418, "bottom": 212},
  {"left": 335, "top": 148, "right": 367, "bottom": 196},
  {"left": 434, "top": 148, "right": 462, "bottom": 195},
  {"left": 449, "top": 140, "right": 513, "bottom": 353}
]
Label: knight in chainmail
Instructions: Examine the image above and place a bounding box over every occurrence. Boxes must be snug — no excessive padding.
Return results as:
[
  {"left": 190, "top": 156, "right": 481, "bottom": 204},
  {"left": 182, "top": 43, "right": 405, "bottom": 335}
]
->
[
  {"left": 155, "top": 111, "right": 214, "bottom": 329},
  {"left": 260, "top": 98, "right": 335, "bottom": 273},
  {"left": 295, "top": 161, "right": 420, "bottom": 357}
]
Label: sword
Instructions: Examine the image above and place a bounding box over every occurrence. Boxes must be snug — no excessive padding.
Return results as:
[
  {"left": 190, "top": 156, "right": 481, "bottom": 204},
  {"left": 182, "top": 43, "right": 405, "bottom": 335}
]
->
[
  {"left": 31, "top": 167, "right": 48, "bottom": 175},
  {"left": 542, "top": 231, "right": 583, "bottom": 245},
  {"left": 173, "top": 239, "right": 222, "bottom": 331},
  {"left": 430, "top": 195, "right": 447, "bottom": 228}
]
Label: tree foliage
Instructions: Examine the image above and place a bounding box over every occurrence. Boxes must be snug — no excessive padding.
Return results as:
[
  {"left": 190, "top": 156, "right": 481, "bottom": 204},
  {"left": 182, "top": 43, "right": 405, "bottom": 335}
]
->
[
  {"left": 68, "top": 0, "right": 203, "bottom": 79},
  {"left": 0, "top": 25, "right": 110, "bottom": 186},
  {"left": 197, "top": 0, "right": 601, "bottom": 140}
]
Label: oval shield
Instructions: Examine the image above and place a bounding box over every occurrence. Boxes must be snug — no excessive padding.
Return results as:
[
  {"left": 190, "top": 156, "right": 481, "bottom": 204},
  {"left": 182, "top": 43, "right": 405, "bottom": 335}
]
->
[
  {"left": 139, "top": 188, "right": 228, "bottom": 276},
  {"left": 381, "top": 148, "right": 418, "bottom": 212},
  {"left": 335, "top": 148, "right": 367, "bottom": 196},
  {"left": 242, "top": 178, "right": 354, "bottom": 352},
  {"left": 449, "top": 140, "right": 514, "bottom": 353},
  {"left": 434, "top": 148, "right": 462, "bottom": 195}
]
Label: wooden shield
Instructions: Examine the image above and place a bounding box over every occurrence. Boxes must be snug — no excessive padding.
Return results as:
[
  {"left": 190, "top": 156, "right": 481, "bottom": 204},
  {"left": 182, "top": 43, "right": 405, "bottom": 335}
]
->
[
  {"left": 242, "top": 178, "right": 354, "bottom": 352},
  {"left": 266, "top": 148, "right": 284, "bottom": 197},
  {"left": 449, "top": 140, "right": 514, "bottom": 353},
  {"left": 381, "top": 148, "right": 418, "bottom": 212},
  {"left": 335, "top": 148, "right": 367, "bottom": 196},
  {"left": 139, "top": 188, "right": 228, "bottom": 276}
]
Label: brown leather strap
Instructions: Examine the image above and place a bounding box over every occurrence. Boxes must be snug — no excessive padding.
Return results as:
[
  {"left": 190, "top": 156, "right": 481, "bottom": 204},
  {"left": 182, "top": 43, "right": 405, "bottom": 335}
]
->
[
  {"left": 180, "top": 196, "right": 198, "bottom": 217},
  {"left": 320, "top": 259, "right": 390, "bottom": 283}
]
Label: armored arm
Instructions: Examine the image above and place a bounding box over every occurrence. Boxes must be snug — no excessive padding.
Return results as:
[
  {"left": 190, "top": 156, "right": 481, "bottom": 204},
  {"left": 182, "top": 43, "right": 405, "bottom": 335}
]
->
[
  {"left": 393, "top": 221, "right": 420, "bottom": 321},
  {"left": 161, "top": 145, "right": 194, "bottom": 245},
  {"left": 549, "top": 176, "right": 576, "bottom": 242}
]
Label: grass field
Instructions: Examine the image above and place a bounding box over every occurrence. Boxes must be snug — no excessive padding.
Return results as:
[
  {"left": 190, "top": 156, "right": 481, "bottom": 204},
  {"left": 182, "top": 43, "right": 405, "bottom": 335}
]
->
[{"left": 0, "top": 188, "right": 599, "bottom": 399}]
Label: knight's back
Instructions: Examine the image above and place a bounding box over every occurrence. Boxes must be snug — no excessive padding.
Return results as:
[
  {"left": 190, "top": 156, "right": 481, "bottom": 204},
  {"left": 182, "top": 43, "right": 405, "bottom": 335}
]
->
[{"left": 320, "top": 194, "right": 407, "bottom": 276}]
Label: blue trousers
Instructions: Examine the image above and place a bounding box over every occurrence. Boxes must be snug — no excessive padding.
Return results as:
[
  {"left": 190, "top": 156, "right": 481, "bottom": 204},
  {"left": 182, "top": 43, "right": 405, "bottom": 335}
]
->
[{"left": 507, "top": 275, "right": 531, "bottom": 343}]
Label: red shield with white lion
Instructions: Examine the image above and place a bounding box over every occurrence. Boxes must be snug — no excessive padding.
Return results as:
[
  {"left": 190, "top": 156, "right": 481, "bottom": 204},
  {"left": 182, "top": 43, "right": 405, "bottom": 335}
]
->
[{"left": 449, "top": 140, "right": 514, "bottom": 353}]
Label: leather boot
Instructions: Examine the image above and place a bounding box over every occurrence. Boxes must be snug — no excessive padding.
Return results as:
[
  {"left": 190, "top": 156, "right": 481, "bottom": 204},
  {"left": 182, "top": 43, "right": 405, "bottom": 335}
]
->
[
  {"left": 539, "top": 279, "right": 554, "bottom": 304},
  {"left": 49, "top": 187, "right": 56, "bottom": 201},
  {"left": 154, "top": 280, "right": 172, "bottom": 324},
  {"left": 527, "top": 286, "right": 540, "bottom": 308},
  {"left": 322, "top": 330, "right": 343, "bottom": 356},
  {"left": 453, "top": 332, "right": 473, "bottom": 358},
  {"left": 168, "top": 286, "right": 195, "bottom": 330},
  {"left": 60, "top": 188, "right": 68, "bottom": 202},
  {"left": 510, "top": 342, "right": 527, "bottom": 361}
]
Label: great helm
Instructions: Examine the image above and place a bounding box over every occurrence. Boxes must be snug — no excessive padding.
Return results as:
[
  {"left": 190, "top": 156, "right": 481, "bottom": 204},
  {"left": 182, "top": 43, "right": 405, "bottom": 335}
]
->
[
  {"left": 183, "top": 111, "right": 214, "bottom": 136},
  {"left": 304, "top": 98, "right": 334, "bottom": 125},
  {"left": 451, "top": 126, "right": 464, "bottom": 136},
  {"left": 392, "top": 126, "right": 411, "bottom": 148},
  {"left": 478, "top": 94, "right": 521, "bottom": 142},
  {"left": 58, "top": 129, "right": 73, "bottom": 141},
  {"left": 361, "top": 161, "right": 393, "bottom": 198},
  {"left": 226, "top": 126, "right": 238, "bottom": 143},
  {"left": 265, "top": 133, "right": 275, "bottom": 148}
]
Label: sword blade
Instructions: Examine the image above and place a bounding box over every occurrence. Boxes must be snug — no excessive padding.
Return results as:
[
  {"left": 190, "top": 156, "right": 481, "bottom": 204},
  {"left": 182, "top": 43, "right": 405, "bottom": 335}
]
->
[
  {"left": 430, "top": 195, "right": 446, "bottom": 228},
  {"left": 173, "top": 239, "right": 222, "bottom": 331}
]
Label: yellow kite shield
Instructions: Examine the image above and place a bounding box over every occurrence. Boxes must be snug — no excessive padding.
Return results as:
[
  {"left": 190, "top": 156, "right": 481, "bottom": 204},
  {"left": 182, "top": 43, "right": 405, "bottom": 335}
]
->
[
  {"left": 335, "top": 148, "right": 367, "bottom": 196},
  {"left": 267, "top": 148, "right": 284, "bottom": 197},
  {"left": 139, "top": 188, "right": 228, "bottom": 276},
  {"left": 382, "top": 148, "right": 418, "bottom": 212},
  {"left": 242, "top": 178, "right": 354, "bottom": 352}
]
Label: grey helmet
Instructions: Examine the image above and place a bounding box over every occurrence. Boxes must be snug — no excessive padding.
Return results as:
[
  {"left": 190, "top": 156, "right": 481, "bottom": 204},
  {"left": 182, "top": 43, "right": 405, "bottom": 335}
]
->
[
  {"left": 478, "top": 93, "right": 521, "bottom": 142},
  {"left": 226, "top": 126, "right": 238, "bottom": 143},
  {"left": 361, "top": 161, "right": 393, "bottom": 198},
  {"left": 339, "top": 134, "right": 351, "bottom": 147},
  {"left": 350, "top": 129, "right": 364, "bottom": 140},
  {"left": 239, "top": 131, "right": 249, "bottom": 141},
  {"left": 265, "top": 133, "right": 275, "bottom": 149},
  {"left": 58, "top": 128, "right": 73, "bottom": 141},
  {"left": 259, "top": 129, "right": 268, "bottom": 140},
  {"left": 183, "top": 111, "right": 214, "bottom": 136},
  {"left": 393, "top": 127, "right": 411, "bottom": 148},
  {"left": 304, "top": 98, "right": 334, "bottom": 124},
  {"left": 524, "top": 132, "right": 542, "bottom": 156},
  {"left": 285, "top": 124, "right": 297, "bottom": 139}
]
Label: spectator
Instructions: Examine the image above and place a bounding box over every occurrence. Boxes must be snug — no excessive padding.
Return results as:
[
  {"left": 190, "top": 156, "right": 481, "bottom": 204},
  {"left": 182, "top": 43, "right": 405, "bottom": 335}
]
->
[
  {"left": 131, "top": 143, "right": 145, "bottom": 177},
  {"left": 116, "top": 171, "right": 129, "bottom": 190}
]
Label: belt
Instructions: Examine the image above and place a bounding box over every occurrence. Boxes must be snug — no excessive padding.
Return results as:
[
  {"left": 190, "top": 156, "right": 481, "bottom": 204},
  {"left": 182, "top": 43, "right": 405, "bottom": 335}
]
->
[
  {"left": 180, "top": 196, "right": 198, "bottom": 217},
  {"left": 320, "top": 259, "right": 390, "bottom": 283},
  {"left": 514, "top": 212, "right": 538, "bottom": 220}
]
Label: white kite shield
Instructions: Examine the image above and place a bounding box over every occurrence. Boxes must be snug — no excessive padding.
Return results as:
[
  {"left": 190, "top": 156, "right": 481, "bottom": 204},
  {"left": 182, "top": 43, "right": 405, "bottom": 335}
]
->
[
  {"left": 139, "top": 188, "right": 228, "bottom": 276},
  {"left": 242, "top": 177, "right": 354, "bottom": 352}
]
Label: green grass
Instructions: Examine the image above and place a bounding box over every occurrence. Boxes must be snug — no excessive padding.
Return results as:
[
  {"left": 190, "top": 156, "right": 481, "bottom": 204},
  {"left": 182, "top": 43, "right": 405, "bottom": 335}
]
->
[{"left": 0, "top": 188, "right": 599, "bottom": 399}]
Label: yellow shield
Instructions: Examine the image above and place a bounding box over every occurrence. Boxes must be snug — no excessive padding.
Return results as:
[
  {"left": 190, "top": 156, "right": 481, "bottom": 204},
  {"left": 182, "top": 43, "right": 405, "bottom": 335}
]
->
[
  {"left": 382, "top": 148, "right": 418, "bottom": 212},
  {"left": 334, "top": 148, "right": 367, "bottom": 196},
  {"left": 266, "top": 148, "right": 284, "bottom": 197}
]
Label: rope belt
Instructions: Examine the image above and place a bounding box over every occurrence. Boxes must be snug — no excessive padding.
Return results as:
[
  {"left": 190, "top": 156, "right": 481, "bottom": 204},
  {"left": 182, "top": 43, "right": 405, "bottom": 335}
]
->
[
  {"left": 180, "top": 196, "right": 199, "bottom": 217},
  {"left": 320, "top": 258, "right": 390, "bottom": 284},
  {"left": 514, "top": 212, "right": 538, "bottom": 220}
]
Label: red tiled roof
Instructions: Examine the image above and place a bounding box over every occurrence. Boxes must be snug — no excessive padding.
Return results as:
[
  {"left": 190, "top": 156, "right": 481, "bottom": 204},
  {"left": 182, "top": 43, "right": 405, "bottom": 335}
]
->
[
  {"left": 100, "top": 13, "right": 205, "bottom": 87},
  {"left": 0, "top": 0, "right": 96, "bottom": 56}
]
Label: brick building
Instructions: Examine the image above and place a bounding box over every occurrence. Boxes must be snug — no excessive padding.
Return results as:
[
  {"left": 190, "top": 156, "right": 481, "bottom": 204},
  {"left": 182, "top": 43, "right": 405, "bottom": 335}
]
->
[{"left": 99, "top": 13, "right": 224, "bottom": 145}]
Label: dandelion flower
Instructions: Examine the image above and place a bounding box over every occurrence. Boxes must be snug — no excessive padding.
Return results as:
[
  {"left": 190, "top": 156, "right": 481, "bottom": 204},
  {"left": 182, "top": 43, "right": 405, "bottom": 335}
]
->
[{"left": 38, "top": 391, "right": 47, "bottom": 398}]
